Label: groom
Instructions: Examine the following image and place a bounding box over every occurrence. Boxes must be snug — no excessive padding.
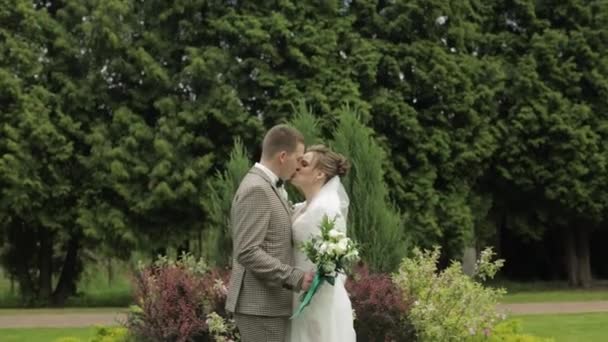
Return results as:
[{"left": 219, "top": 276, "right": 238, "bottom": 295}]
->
[{"left": 226, "top": 124, "right": 314, "bottom": 342}]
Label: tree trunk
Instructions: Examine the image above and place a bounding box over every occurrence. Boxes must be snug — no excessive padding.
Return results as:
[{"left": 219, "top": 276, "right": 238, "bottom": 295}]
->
[
  {"left": 38, "top": 229, "right": 53, "bottom": 303},
  {"left": 16, "top": 265, "right": 35, "bottom": 302},
  {"left": 11, "top": 220, "right": 36, "bottom": 301},
  {"left": 462, "top": 246, "right": 477, "bottom": 277},
  {"left": 107, "top": 258, "right": 113, "bottom": 287},
  {"left": 576, "top": 228, "right": 592, "bottom": 288},
  {"left": 564, "top": 228, "right": 579, "bottom": 287},
  {"left": 52, "top": 235, "right": 81, "bottom": 306}
]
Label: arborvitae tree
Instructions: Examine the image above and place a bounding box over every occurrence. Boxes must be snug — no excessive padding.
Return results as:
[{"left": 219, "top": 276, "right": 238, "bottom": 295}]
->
[
  {"left": 204, "top": 139, "right": 251, "bottom": 267},
  {"left": 331, "top": 105, "right": 407, "bottom": 272},
  {"left": 288, "top": 101, "right": 323, "bottom": 147}
]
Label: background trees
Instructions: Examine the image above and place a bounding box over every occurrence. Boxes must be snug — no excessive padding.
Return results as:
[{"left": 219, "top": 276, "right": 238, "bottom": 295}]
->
[{"left": 2, "top": 0, "right": 608, "bottom": 304}]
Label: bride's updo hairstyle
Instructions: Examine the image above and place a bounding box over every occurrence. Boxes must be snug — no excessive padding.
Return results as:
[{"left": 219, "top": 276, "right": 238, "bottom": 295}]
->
[{"left": 307, "top": 145, "right": 350, "bottom": 183}]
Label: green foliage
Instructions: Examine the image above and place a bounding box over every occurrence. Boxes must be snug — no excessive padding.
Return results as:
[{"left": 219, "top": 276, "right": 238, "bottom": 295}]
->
[
  {"left": 2, "top": 0, "right": 608, "bottom": 301},
  {"left": 53, "top": 338, "right": 82, "bottom": 342},
  {"left": 468, "top": 320, "right": 554, "bottom": 342},
  {"left": 204, "top": 139, "right": 251, "bottom": 266},
  {"left": 206, "top": 311, "right": 240, "bottom": 342},
  {"left": 51, "top": 327, "right": 132, "bottom": 342},
  {"left": 286, "top": 101, "right": 323, "bottom": 202},
  {"left": 148, "top": 252, "right": 209, "bottom": 276},
  {"left": 349, "top": 0, "right": 506, "bottom": 259},
  {"left": 0, "top": 0, "right": 103, "bottom": 304},
  {"left": 394, "top": 247, "right": 506, "bottom": 341},
  {"left": 332, "top": 105, "right": 406, "bottom": 272},
  {"left": 288, "top": 101, "right": 323, "bottom": 147},
  {"left": 90, "top": 327, "right": 132, "bottom": 342}
]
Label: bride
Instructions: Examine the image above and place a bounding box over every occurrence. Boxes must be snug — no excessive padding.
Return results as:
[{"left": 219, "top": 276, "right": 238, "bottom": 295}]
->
[{"left": 287, "top": 144, "right": 356, "bottom": 342}]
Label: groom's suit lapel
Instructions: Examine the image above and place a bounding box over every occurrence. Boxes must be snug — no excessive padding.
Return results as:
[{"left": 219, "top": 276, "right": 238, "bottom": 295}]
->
[{"left": 249, "top": 167, "right": 292, "bottom": 216}]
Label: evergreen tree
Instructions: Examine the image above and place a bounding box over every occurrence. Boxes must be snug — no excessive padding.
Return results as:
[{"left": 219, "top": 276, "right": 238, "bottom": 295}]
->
[
  {"left": 347, "top": 0, "right": 505, "bottom": 260},
  {"left": 483, "top": 0, "right": 608, "bottom": 287},
  {"left": 204, "top": 139, "right": 251, "bottom": 266},
  {"left": 332, "top": 105, "right": 406, "bottom": 272}
]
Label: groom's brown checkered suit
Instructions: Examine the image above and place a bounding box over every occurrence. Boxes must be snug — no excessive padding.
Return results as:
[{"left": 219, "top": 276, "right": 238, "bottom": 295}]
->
[{"left": 226, "top": 167, "right": 304, "bottom": 341}]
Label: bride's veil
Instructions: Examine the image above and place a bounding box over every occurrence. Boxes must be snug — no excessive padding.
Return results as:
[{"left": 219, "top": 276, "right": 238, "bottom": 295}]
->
[{"left": 309, "top": 176, "right": 350, "bottom": 226}]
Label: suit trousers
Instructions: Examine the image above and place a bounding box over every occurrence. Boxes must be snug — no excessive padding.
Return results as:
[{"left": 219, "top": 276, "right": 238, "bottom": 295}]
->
[{"left": 234, "top": 313, "right": 288, "bottom": 342}]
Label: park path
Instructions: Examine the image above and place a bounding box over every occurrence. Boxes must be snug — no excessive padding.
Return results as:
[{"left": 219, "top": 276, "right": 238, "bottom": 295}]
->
[
  {"left": 0, "top": 309, "right": 126, "bottom": 328},
  {"left": 1, "top": 302, "right": 608, "bottom": 328}
]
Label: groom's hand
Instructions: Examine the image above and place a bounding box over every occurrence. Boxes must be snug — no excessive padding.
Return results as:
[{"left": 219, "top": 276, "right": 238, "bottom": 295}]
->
[{"left": 301, "top": 271, "right": 315, "bottom": 291}]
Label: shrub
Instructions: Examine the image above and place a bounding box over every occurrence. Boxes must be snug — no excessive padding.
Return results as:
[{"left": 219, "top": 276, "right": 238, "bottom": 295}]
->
[
  {"left": 467, "top": 320, "right": 554, "bottom": 342},
  {"left": 345, "top": 264, "right": 415, "bottom": 341},
  {"left": 206, "top": 311, "right": 240, "bottom": 342},
  {"left": 394, "top": 247, "right": 506, "bottom": 341},
  {"left": 91, "top": 326, "right": 132, "bottom": 342},
  {"left": 126, "top": 254, "right": 233, "bottom": 342}
]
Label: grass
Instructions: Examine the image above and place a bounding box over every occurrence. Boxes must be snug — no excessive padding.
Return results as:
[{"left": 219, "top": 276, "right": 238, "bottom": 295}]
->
[
  {"left": 503, "top": 289, "right": 608, "bottom": 303},
  {"left": 0, "top": 327, "right": 97, "bottom": 342},
  {"left": 0, "top": 307, "right": 127, "bottom": 316},
  {"left": 516, "top": 312, "right": 608, "bottom": 342},
  {"left": 0, "top": 316, "right": 605, "bottom": 342},
  {"left": 492, "top": 280, "right": 608, "bottom": 303}
]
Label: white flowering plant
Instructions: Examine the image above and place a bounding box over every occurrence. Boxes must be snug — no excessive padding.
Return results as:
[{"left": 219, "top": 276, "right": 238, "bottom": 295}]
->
[
  {"left": 394, "top": 247, "right": 507, "bottom": 342},
  {"left": 206, "top": 312, "right": 240, "bottom": 342},
  {"left": 292, "top": 214, "right": 359, "bottom": 318}
]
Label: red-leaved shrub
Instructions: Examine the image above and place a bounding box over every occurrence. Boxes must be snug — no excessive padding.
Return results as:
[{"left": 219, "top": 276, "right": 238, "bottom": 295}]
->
[
  {"left": 199, "top": 267, "right": 231, "bottom": 316},
  {"left": 126, "top": 260, "right": 231, "bottom": 342},
  {"left": 345, "top": 264, "right": 415, "bottom": 342}
]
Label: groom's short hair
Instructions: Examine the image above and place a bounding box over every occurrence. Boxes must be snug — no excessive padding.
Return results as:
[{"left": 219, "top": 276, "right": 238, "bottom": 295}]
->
[{"left": 261, "top": 124, "right": 305, "bottom": 159}]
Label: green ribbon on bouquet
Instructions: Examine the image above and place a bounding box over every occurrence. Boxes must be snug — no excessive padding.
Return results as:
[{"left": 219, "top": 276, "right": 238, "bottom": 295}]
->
[{"left": 290, "top": 270, "right": 335, "bottom": 319}]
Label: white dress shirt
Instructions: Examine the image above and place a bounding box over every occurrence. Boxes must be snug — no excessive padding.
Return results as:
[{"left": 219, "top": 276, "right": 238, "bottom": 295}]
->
[{"left": 254, "top": 162, "right": 289, "bottom": 202}]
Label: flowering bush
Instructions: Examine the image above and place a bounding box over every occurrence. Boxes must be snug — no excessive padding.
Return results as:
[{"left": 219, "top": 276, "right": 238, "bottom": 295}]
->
[
  {"left": 394, "top": 247, "right": 507, "bottom": 341},
  {"left": 206, "top": 312, "right": 240, "bottom": 342},
  {"left": 126, "top": 253, "right": 236, "bottom": 342},
  {"left": 345, "top": 264, "right": 415, "bottom": 341}
]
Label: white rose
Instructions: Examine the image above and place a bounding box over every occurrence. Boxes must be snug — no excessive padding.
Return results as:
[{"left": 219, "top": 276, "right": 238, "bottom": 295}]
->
[
  {"left": 318, "top": 242, "right": 329, "bottom": 254},
  {"left": 328, "top": 229, "right": 345, "bottom": 239},
  {"left": 335, "top": 239, "right": 349, "bottom": 255},
  {"left": 345, "top": 249, "right": 359, "bottom": 261},
  {"left": 326, "top": 242, "right": 338, "bottom": 256}
]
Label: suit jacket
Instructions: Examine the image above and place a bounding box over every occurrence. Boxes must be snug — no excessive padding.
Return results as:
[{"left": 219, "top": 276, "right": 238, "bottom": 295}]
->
[{"left": 225, "top": 167, "right": 304, "bottom": 317}]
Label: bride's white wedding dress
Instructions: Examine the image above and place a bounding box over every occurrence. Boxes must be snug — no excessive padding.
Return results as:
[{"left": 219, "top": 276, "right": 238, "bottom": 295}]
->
[{"left": 288, "top": 176, "right": 356, "bottom": 342}]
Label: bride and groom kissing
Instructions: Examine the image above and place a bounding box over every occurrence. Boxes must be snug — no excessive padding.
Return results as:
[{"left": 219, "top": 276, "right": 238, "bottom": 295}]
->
[{"left": 226, "top": 124, "right": 357, "bottom": 342}]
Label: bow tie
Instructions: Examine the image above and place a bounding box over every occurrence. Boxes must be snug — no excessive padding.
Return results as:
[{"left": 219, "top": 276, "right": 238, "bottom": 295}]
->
[{"left": 275, "top": 179, "right": 284, "bottom": 188}]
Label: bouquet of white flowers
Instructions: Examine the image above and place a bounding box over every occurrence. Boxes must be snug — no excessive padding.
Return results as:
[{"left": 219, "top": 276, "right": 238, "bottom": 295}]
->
[{"left": 291, "top": 214, "right": 359, "bottom": 318}]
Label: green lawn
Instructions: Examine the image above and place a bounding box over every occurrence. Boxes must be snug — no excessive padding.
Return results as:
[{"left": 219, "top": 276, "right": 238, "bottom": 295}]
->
[
  {"left": 493, "top": 280, "right": 608, "bottom": 303},
  {"left": 516, "top": 312, "right": 608, "bottom": 342},
  {"left": 0, "top": 327, "right": 97, "bottom": 342},
  {"left": 503, "top": 289, "right": 608, "bottom": 303},
  {"left": 0, "top": 307, "right": 127, "bottom": 316},
  {"left": 1, "top": 314, "right": 607, "bottom": 342}
]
